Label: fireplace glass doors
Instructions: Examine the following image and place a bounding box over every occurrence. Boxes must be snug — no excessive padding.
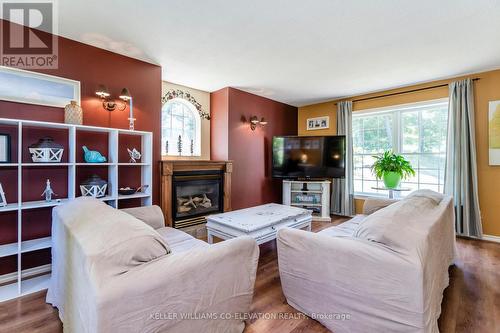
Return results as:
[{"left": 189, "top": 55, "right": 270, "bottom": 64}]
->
[{"left": 172, "top": 171, "right": 223, "bottom": 228}]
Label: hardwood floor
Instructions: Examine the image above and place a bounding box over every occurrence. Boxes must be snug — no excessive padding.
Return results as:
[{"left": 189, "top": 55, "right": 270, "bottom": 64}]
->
[{"left": 1, "top": 218, "right": 499, "bottom": 333}]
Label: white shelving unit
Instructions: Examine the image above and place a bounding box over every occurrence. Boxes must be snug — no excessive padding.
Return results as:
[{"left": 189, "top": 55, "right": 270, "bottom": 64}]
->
[
  {"left": 0, "top": 117, "right": 153, "bottom": 302},
  {"left": 282, "top": 180, "right": 331, "bottom": 222}
]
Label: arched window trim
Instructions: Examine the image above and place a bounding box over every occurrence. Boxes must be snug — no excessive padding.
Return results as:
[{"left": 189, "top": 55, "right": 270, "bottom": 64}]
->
[
  {"left": 161, "top": 98, "right": 201, "bottom": 157},
  {"left": 161, "top": 89, "right": 210, "bottom": 120}
]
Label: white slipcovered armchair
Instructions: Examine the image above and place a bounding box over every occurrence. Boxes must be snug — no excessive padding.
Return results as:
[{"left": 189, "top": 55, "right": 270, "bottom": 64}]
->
[{"left": 47, "top": 197, "right": 259, "bottom": 333}]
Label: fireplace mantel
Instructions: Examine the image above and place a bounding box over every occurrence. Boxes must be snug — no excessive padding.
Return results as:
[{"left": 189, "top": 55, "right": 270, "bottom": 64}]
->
[{"left": 160, "top": 160, "right": 232, "bottom": 227}]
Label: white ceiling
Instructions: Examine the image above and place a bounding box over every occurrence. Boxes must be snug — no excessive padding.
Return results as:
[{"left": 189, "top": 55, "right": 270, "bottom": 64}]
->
[{"left": 39, "top": 1, "right": 500, "bottom": 105}]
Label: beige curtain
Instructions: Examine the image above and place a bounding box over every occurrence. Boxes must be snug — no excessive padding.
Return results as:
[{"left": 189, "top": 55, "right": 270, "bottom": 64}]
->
[
  {"left": 331, "top": 101, "right": 354, "bottom": 216},
  {"left": 444, "top": 78, "right": 482, "bottom": 238}
]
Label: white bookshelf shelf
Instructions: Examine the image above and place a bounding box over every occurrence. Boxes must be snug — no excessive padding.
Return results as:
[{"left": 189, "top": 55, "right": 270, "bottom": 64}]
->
[
  {"left": 0, "top": 242, "right": 17, "bottom": 257},
  {"left": 96, "top": 195, "right": 117, "bottom": 201},
  {"left": 21, "top": 163, "right": 71, "bottom": 166},
  {"left": 0, "top": 203, "right": 19, "bottom": 212},
  {"left": 118, "top": 192, "right": 150, "bottom": 200},
  {"left": 117, "top": 162, "right": 150, "bottom": 166},
  {"left": 0, "top": 117, "right": 153, "bottom": 301},
  {"left": 75, "top": 162, "right": 114, "bottom": 166},
  {"left": 0, "top": 237, "right": 52, "bottom": 258},
  {"left": 21, "top": 199, "right": 71, "bottom": 210},
  {"left": 0, "top": 274, "right": 51, "bottom": 303},
  {"left": 21, "top": 237, "right": 52, "bottom": 253}
]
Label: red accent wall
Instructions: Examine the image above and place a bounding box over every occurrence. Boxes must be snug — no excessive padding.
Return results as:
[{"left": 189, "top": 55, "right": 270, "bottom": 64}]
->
[
  {"left": 0, "top": 19, "right": 161, "bottom": 275},
  {"left": 211, "top": 87, "right": 297, "bottom": 209},
  {"left": 0, "top": 19, "right": 161, "bottom": 201},
  {"left": 210, "top": 88, "right": 229, "bottom": 160}
]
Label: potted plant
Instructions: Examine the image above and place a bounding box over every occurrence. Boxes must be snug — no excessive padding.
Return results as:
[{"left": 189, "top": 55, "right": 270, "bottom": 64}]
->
[{"left": 371, "top": 150, "right": 415, "bottom": 189}]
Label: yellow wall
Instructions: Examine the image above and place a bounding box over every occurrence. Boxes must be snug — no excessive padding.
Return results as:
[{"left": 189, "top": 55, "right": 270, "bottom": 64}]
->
[
  {"left": 161, "top": 81, "right": 211, "bottom": 160},
  {"left": 298, "top": 102, "right": 337, "bottom": 136},
  {"left": 298, "top": 69, "right": 500, "bottom": 237}
]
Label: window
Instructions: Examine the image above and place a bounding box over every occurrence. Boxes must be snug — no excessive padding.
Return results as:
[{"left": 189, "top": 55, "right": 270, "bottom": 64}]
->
[
  {"left": 162, "top": 98, "right": 201, "bottom": 156},
  {"left": 353, "top": 99, "right": 448, "bottom": 197}
]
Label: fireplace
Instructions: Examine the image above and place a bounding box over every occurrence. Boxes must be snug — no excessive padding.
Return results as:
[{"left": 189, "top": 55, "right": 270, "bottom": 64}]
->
[
  {"left": 172, "top": 171, "right": 224, "bottom": 228},
  {"left": 160, "top": 160, "right": 232, "bottom": 229}
]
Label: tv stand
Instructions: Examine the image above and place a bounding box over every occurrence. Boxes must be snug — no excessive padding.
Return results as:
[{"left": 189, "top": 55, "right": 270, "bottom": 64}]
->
[{"left": 282, "top": 180, "right": 331, "bottom": 222}]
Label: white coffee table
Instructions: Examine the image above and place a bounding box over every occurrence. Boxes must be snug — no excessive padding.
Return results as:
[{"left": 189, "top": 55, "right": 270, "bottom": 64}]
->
[{"left": 206, "top": 203, "right": 312, "bottom": 245}]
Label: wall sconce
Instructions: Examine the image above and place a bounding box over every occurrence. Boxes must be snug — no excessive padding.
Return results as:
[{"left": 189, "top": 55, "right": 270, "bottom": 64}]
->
[
  {"left": 96, "top": 85, "right": 135, "bottom": 130},
  {"left": 250, "top": 116, "right": 268, "bottom": 131}
]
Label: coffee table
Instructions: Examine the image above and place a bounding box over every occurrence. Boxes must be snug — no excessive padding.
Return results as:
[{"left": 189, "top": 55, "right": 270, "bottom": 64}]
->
[{"left": 206, "top": 203, "right": 312, "bottom": 245}]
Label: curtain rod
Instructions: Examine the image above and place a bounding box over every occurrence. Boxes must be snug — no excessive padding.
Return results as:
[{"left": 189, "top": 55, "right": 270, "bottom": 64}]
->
[{"left": 334, "top": 78, "right": 480, "bottom": 105}]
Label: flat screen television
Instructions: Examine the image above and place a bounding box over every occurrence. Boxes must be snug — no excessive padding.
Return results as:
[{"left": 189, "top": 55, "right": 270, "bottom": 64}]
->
[{"left": 272, "top": 135, "right": 345, "bottom": 179}]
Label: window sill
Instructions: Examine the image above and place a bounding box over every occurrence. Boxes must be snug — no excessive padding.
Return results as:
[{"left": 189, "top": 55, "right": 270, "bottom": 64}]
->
[
  {"left": 354, "top": 194, "right": 402, "bottom": 201},
  {"left": 161, "top": 155, "right": 203, "bottom": 161}
]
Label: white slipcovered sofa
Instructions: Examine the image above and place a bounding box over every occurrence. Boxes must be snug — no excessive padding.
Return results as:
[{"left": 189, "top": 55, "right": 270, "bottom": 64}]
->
[
  {"left": 46, "top": 197, "right": 259, "bottom": 333},
  {"left": 277, "top": 190, "right": 456, "bottom": 333}
]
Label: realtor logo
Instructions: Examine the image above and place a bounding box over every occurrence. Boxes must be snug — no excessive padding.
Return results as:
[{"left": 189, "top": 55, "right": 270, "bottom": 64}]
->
[{"left": 1, "top": 0, "right": 58, "bottom": 68}]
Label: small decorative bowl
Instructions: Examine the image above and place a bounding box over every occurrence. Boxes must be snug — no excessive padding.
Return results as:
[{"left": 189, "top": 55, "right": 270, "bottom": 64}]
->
[{"left": 119, "top": 187, "right": 136, "bottom": 195}]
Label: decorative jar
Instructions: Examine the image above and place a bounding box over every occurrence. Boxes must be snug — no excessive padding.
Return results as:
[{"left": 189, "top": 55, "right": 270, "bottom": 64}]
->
[
  {"left": 64, "top": 100, "right": 83, "bottom": 125},
  {"left": 80, "top": 174, "right": 108, "bottom": 198},
  {"left": 29, "top": 137, "right": 64, "bottom": 163}
]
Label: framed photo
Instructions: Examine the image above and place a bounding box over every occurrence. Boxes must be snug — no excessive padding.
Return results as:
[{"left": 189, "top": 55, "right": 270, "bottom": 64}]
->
[
  {"left": 0, "top": 66, "right": 80, "bottom": 108},
  {"left": 306, "top": 116, "right": 329, "bottom": 130},
  {"left": 0, "top": 183, "right": 6, "bottom": 207},
  {"left": 489, "top": 100, "right": 500, "bottom": 165},
  {"left": 0, "top": 134, "right": 11, "bottom": 163}
]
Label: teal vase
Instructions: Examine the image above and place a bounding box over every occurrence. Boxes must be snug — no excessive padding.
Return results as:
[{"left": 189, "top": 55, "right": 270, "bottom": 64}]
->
[{"left": 383, "top": 172, "right": 401, "bottom": 189}]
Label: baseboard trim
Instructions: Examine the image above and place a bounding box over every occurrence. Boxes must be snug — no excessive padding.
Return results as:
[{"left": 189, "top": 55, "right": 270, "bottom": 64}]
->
[
  {"left": 482, "top": 234, "right": 500, "bottom": 243},
  {"left": 0, "top": 264, "right": 51, "bottom": 285}
]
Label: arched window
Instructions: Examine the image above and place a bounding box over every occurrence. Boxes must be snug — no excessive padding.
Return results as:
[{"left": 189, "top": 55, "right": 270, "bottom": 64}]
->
[{"left": 161, "top": 98, "right": 201, "bottom": 156}]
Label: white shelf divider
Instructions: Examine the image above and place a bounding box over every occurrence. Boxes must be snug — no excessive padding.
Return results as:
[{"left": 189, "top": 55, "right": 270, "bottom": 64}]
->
[{"left": 0, "top": 117, "right": 153, "bottom": 301}]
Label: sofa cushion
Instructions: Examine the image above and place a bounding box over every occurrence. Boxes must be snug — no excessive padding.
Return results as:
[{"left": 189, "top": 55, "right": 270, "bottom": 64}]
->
[
  {"left": 319, "top": 214, "right": 367, "bottom": 238},
  {"left": 121, "top": 205, "right": 165, "bottom": 230},
  {"left": 54, "top": 197, "right": 170, "bottom": 277},
  {"left": 362, "top": 198, "right": 398, "bottom": 215},
  {"left": 354, "top": 190, "right": 444, "bottom": 254},
  {"left": 405, "top": 189, "right": 444, "bottom": 205},
  {"left": 156, "top": 227, "right": 209, "bottom": 253}
]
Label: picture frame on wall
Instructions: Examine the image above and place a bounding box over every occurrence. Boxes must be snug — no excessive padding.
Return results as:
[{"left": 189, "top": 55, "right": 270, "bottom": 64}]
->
[
  {"left": 0, "top": 134, "right": 11, "bottom": 163},
  {"left": 0, "top": 66, "right": 80, "bottom": 108},
  {"left": 307, "top": 116, "right": 329, "bottom": 130},
  {"left": 488, "top": 100, "right": 500, "bottom": 165}
]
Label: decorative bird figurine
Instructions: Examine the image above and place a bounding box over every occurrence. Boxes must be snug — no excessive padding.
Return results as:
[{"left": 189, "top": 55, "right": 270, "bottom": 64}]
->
[
  {"left": 82, "top": 146, "right": 107, "bottom": 163},
  {"left": 127, "top": 148, "right": 141, "bottom": 163}
]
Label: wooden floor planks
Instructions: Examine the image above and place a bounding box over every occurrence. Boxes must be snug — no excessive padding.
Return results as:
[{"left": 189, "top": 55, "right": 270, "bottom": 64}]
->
[{"left": 0, "top": 218, "right": 498, "bottom": 333}]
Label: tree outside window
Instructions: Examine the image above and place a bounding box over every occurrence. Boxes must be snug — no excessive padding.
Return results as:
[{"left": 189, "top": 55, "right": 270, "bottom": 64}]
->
[
  {"left": 352, "top": 99, "right": 448, "bottom": 197},
  {"left": 161, "top": 98, "right": 201, "bottom": 156}
]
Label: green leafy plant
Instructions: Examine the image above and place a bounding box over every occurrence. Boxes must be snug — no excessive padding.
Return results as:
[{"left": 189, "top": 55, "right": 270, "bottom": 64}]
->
[{"left": 371, "top": 150, "right": 415, "bottom": 179}]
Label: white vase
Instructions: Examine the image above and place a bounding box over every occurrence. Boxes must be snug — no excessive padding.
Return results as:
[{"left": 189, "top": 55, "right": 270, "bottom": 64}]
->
[{"left": 64, "top": 100, "right": 83, "bottom": 125}]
